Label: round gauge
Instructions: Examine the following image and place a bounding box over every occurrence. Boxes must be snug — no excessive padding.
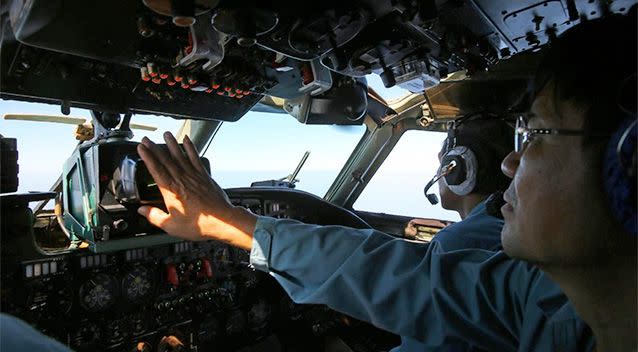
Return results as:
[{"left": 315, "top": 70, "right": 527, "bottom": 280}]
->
[
  {"left": 78, "top": 273, "right": 118, "bottom": 312},
  {"left": 213, "top": 246, "right": 233, "bottom": 272},
  {"left": 220, "top": 279, "right": 236, "bottom": 295},
  {"left": 129, "top": 313, "right": 148, "bottom": 336},
  {"left": 198, "top": 316, "right": 220, "bottom": 343},
  {"left": 72, "top": 323, "right": 101, "bottom": 349},
  {"left": 233, "top": 248, "right": 250, "bottom": 265},
  {"left": 248, "top": 299, "right": 271, "bottom": 331},
  {"left": 225, "top": 310, "right": 246, "bottom": 335},
  {"left": 105, "top": 320, "right": 126, "bottom": 344},
  {"left": 122, "top": 266, "right": 154, "bottom": 302},
  {"left": 51, "top": 284, "right": 74, "bottom": 315}
]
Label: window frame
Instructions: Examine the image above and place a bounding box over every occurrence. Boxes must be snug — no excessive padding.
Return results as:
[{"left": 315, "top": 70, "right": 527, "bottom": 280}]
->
[{"left": 324, "top": 94, "right": 448, "bottom": 209}]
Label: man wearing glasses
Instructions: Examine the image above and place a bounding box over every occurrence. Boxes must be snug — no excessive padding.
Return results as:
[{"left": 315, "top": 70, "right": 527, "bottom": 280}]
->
[{"left": 137, "top": 13, "right": 637, "bottom": 352}]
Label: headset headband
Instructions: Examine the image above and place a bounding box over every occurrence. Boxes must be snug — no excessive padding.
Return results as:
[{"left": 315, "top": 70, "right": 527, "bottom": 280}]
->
[{"left": 445, "top": 112, "right": 500, "bottom": 154}]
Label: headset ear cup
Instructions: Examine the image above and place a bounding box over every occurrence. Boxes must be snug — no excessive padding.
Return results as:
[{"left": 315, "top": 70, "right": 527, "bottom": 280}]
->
[
  {"left": 444, "top": 146, "right": 478, "bottom": 196},
  {"left": 442, "top": 154, "right": 466, "bottom": 185},
  {"left": 603, "top": 117, "right": 637, "bottom": 236}
]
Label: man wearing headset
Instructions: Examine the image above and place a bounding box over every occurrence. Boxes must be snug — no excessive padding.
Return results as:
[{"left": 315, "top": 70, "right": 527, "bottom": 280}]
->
[
  {"left": 137, "top": 13, "right": 637, "bottom": 352},
  {"left": 397, "top": 117, "right": 513, "bottom": 352},
  {"left": 425, "top": 117, "right": 513, "bottom": 252}
]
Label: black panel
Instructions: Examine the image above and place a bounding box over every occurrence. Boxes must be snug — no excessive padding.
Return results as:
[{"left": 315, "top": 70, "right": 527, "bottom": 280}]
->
[{"left": 0, "top": 39, "right": 262, "bottom": 121}]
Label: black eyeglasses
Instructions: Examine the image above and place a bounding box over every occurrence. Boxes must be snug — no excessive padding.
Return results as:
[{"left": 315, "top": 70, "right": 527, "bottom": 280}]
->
[{"left": 515, "top": 115, "right": 588, "bottom": 152}]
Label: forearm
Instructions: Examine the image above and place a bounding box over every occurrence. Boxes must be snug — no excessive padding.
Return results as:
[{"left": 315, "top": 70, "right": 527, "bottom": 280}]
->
[{"left": 201, "top": 206, "right": 257, "bottom": 250}]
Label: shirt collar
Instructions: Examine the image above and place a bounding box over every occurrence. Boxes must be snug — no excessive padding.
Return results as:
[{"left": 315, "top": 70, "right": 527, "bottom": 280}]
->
[
  {"left": 466, "top": 199, "right": 489, "bottom": 218},
  {"left": 536, "top": 291, "right": 571, "bottom": 319},
  {"left": 536, "top": 292, "right": 596, "bottom": 351},
  {"left": 535, "top": 290, "right": 587, "bottom": 324}
]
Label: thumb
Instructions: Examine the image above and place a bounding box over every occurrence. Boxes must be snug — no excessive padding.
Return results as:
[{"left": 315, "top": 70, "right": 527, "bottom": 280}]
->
[{"left": 138, "top": 206, "right": 171, "bottom": 229}]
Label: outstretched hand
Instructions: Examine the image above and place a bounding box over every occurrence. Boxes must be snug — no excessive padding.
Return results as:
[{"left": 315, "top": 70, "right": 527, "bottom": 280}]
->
[{"left": 136, "top": 132, "right": 257, "bottom": 250}]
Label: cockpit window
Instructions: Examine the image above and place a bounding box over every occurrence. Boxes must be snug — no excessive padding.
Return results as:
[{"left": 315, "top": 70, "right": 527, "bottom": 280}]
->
[
  {"left": 354, "top": 130, "right": 461, "bottom": 222},
  {"left": 0, "top": 100, "right": 184, "bottom": 195},
  {"left": 205, "top": 111, "right": 366, "bottom": 196}
]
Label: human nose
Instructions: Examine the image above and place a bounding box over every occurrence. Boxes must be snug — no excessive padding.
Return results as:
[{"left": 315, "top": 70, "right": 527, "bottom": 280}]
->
[{"left": 501, "top": 151, "right": 520, "bottom": 179}]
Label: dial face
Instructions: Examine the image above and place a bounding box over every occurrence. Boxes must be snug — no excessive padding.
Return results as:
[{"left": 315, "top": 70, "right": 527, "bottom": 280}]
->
[
  {"left": 72, "top": 323, "right": 101, "bottom": 348},
  {"left": 213, "top": 246, "right": 233, "bottom": 272},
  {"left": 248, "top": 300, "right": 271, "bottom": 329},
  {"left": 52, "top": 284, "right": 74, "bottom": 315},
  {"left": 78, "top": 274, "right": 117, "bottom": 312},
  {"left": 225, "top": 310, "right": 246, "bottom": 335},
  {"left": 220, "top": 279, "right": 236, "bottom": 295},
  {"left": 122, "top": 266, "right": 153, "bottom": 302},
  {"left": 233, "top": 247, "right": 250, "bottom": 265}
]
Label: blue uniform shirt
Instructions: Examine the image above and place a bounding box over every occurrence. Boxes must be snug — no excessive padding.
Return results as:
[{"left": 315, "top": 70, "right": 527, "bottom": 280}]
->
[
  {"left": 0, "top": 314, "right": 72, "bottom": 352},
  {"left": 395, "top": 200, "right": 503, "bottom": 352},
  {"left": 249, "top": 216, "right": 595, "bottom": 352},
  {"left": 430, "top": 200, "right": 502, "bottom": 252}
]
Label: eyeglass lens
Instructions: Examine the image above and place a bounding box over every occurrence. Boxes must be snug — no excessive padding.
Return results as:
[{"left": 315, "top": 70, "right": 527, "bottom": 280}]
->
[{"left": 515, "top": 116, "right": 527, "bottom": 152}]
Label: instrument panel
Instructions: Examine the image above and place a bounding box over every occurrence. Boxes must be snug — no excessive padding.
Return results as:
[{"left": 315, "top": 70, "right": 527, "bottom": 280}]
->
[
  {"left": 1, "top": 189, "right": 395, "bottom": 352},
  {"left": 11, "top": 240, "right": 261, "bottom": 351}
]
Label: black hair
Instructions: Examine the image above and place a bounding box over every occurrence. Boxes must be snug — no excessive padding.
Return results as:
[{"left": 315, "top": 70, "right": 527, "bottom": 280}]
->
[
  {"left": 532, "top": 10, "right": 637, "bottom": 237},
  {"left": 532, "top": 8, "right": 637, "bottom": 145},
  {"left": 443, "top": 118, "right": 514, "bottom": 195}
]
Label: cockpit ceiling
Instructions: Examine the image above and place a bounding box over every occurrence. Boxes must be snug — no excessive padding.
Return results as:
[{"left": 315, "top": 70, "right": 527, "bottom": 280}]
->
[
  {"left": 0, "top": 0, "right": 633, "bottom": 123},
  {"left": 426, "top": 50, "right": 542, "bottom": 119}
]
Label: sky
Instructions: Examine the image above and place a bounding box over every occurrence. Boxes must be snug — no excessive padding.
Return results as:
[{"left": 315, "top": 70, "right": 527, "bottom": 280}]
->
[{"left": 0, "top": 74, "right": 459, "bottom": 221}]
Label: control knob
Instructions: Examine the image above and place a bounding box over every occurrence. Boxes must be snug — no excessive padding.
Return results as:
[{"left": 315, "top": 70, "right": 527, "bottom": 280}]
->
[
  {"left": 130, "top": 342, "right": 152, "bottom": 352},
  {"left": 157, "top": 335, "right": 186, "bottom": 352}
]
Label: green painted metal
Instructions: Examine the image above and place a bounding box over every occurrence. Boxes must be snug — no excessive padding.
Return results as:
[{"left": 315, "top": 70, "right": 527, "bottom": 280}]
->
[{"left": 89, "top": 233, "right": 182, "bottom": 253}]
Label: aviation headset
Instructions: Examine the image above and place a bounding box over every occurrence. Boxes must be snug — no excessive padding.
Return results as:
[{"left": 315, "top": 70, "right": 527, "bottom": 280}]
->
[
  {"left": 603, "top": 73, "right": 637, "bottom": 237},
  {"left": 424, "top": 113, "right": 511, "bottom": 204}
]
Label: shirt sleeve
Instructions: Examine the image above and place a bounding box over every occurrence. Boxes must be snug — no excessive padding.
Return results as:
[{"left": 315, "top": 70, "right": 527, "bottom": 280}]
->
[{"left": 250, "top": 216, "right": 542, "bottom": 351}]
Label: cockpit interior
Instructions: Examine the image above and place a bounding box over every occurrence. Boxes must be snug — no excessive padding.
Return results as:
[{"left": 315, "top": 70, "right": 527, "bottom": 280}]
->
[{"left": 0, "top": 0, "right": 634, "bottom": 351}]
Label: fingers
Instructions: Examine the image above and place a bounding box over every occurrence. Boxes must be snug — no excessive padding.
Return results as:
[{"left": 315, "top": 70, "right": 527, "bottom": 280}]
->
[
  {"left": 138, "top": 206, "right": 172, "bottom": 229},
  {"left": 141, "top": 137, "right": 183, "bottom": 180},
  {"left": 138, "top": 143, "right": 173, "bottom": 188},
  {"left": 163, "top": 132, "right": 192, "bottom": 173},
  {"left": 183, "top": 135, "right": 208, "bottom": 174}
]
